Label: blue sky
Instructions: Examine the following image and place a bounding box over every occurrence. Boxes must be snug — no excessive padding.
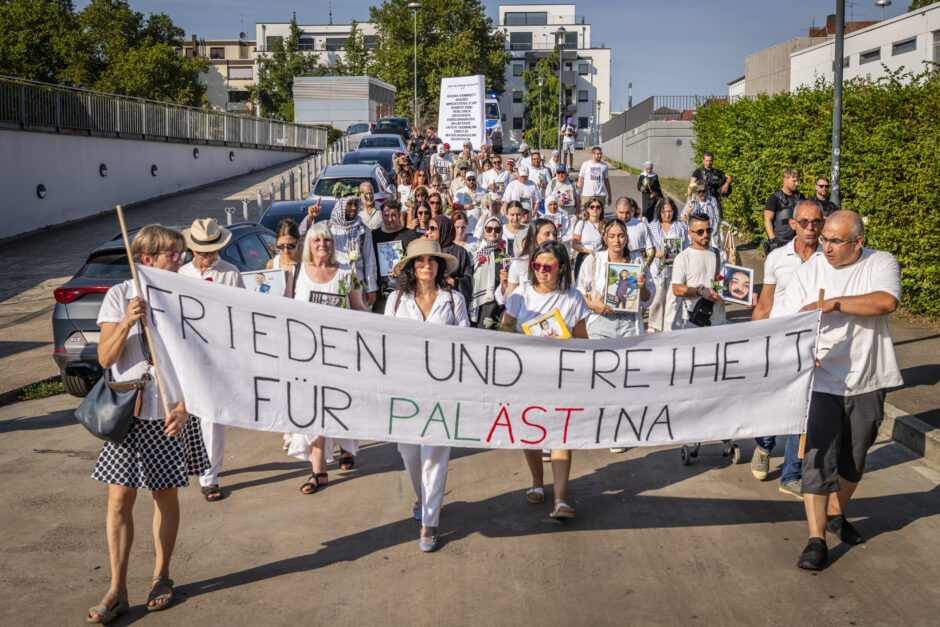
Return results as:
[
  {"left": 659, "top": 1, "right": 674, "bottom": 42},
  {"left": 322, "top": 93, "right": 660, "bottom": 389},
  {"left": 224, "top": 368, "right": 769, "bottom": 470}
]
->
[{"left": 77, "top": 1, "right": 910, "bottom": 109}]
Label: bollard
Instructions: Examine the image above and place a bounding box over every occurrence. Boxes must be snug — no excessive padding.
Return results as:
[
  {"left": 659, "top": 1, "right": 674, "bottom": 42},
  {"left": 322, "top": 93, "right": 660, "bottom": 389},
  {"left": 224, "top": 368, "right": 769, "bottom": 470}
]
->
[
  {"left": 289, "top": 171, "right": 295, "bottom": 201},
  {"left": 242, "top": 198, "right": 249, "bottom": 221},
  {"left": 224, "top": 206, "right": 236, "bottom": 225},
  {"left": 279, "top": 176, "right": 286, "bottom": 201},
  {"left": 269, "top": 182, "right": 275, "bottom": 204},
  {"left": 298, "top": 167, "right": 304, "bottom": 198},
  {"left": 257, "top": 189, "right": 264, "bottom": 215},
  {"left": 306, "top": 159, "right": 312, "bottom": 192}
]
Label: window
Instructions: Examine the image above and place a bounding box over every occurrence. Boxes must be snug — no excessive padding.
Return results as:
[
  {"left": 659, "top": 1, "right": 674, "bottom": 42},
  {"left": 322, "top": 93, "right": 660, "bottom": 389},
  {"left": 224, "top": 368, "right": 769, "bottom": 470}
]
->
[
  {"left": 832, "top": 56, "right": 850, "bottom": 71},
  {"left": 504, "top": 11, "right": 547, "bottom": 26},
  {"left": 578, "top": 90, "right": 588, "bottom": 102},
  {"left": 265, "top": 36, "right": 282, "bottom": 49},
  {"left": 512, "top": 91, "right": 523, "bottom": 103},
  {"left": 934, "top": 31, "right": 940, "bottom": 64},
  {"left": 512, "top": 117, "right": 523, "bottom": 130},
  {"left": 564, "top": 33, "right": 578, "bottom": 48},
  {"left": 512, "top": 64, "right": 522, "bottom": 76},
  {"left": 363, "top": 35, "right": 377, "bottom": 50},
  {"left": 298, "top": 36, "right": 316, "bottom": 51},
  {"left": 892, "top": 37, "right": 917, "bottom": 56},
  {"left": 228, "top": 66, "right": 253, "bottom": 80},
  {"left": 564, "top": 62, "right": 572, "bottom": 71},
  {"left": 579, "top": 62, "right": 590, "bottom": 75},
  {"left": 325, "top": 37, "right": 347, "bottom": 51},
  {"left": 509, "top": 32, "right": 533, "bottom": 51},
  {"left": 209, "top": 47, "right": 225, "bottom": 59},
  {"left": 859, "top": 48, "right": 881, "bottom": 64},
  {"left": 578, "top": 117, "right": 589, "bottom": 129},
  {"left": 228, "top": 91, "right": 250, "bottom": 103}
]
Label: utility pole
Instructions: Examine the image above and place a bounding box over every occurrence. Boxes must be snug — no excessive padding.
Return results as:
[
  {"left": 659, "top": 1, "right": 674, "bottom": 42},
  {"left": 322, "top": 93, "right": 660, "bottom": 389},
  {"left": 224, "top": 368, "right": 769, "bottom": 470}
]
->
[
  {"left": 552, "top": 27, "right": 567, "bottom": 155},
  {"left": 831, "top": 0, "right": 845, "bottom": 205},
  {"left": 408, "top": 3, "right": 422, "bottom": 126},
  {"left": 538, "top": 76, "right": 545, "bottom": 150}
]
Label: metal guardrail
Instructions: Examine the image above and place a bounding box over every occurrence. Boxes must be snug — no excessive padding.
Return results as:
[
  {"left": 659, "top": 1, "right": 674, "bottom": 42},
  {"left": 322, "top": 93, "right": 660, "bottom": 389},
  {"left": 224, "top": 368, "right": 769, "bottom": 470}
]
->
[
  {"left": 602, "top": 95, "right": 721, "bottom": 140},
  {"left": 0, "top": 74, "right": 327, "bottom": 151}
]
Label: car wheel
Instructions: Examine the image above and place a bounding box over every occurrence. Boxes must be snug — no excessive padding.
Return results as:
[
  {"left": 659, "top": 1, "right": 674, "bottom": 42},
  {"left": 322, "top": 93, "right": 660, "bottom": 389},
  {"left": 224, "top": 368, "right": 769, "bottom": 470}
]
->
[{"left": 62, "top": 372, "right": 96, "bottom": 398}]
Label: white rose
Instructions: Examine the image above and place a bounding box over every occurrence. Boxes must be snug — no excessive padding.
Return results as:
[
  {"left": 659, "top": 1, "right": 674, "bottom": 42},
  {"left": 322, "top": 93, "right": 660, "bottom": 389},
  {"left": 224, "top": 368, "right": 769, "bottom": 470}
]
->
[{"left": 348, "top": 250, "right": 360, "bottom": 262}]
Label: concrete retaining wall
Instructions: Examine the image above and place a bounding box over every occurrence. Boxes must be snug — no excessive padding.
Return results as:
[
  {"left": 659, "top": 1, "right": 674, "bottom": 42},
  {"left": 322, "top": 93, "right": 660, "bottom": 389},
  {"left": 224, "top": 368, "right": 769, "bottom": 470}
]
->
[
  {"left": 601, "top": 120, "right": 695, "bottom": 179},
  {"left": 0, "top": 130, "right": 308, "bottom": 239}
]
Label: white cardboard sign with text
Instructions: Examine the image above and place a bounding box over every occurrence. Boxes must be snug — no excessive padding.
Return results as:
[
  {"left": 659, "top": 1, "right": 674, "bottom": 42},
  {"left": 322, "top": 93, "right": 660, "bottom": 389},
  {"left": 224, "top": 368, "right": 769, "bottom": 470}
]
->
[{"left": 437, "top": 75, "right": 485, "bottom": 151}]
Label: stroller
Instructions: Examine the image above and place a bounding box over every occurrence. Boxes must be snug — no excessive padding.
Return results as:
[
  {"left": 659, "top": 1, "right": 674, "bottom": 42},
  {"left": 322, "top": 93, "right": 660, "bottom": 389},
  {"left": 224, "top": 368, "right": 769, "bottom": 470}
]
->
[{"left": 679, "top": 440, "right": 742, "bottom": 465}]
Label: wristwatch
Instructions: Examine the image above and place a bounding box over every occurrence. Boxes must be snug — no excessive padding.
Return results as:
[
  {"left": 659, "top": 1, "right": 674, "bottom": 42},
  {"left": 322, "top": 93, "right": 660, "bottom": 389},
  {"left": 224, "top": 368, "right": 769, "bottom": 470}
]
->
[{"left": 696, "top": 285, "right": 704, "bottom": 297}]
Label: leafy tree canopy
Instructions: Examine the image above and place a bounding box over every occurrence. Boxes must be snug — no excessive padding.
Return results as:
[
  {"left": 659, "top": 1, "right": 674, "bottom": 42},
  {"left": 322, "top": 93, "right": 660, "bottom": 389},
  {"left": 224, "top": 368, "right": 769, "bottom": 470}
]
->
[
  {"left": 368, "top": 0, "right": 509, "bottom": 125},
  {"left": 0, "top": 0, "right": 206, "bottom": 105},
  {"left": 331, "top": 19, "right": 371, "bottom": 77}
]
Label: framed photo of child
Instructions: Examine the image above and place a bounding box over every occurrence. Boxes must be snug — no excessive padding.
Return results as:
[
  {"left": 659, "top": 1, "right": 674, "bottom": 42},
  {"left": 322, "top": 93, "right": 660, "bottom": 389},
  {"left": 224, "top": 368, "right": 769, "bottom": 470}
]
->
[
  {"left": 242, "top": 269, "right": 286, "bottom": 297},
  {"left": 522, "top": 309, "right": 571, "bottom": 339},
  {"left": 376, "top": 241, "right": 403, "bottom": 278},
  {"left": 662, "top": 237, "right": 682, "bottom": 265},
  {"left": 605, "top": 263, "right": 642, "bottom": 313},
  {"left": 719, "top": 264, "right": 754, "bottom": 306}
]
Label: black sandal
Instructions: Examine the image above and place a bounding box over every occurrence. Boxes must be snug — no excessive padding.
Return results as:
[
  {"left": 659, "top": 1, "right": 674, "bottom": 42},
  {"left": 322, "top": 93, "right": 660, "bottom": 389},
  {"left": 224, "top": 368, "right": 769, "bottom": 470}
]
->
[
  {"left": 300, "top": 472, "right": 328, "bottom": 494},
  {"left": 339, "top": 451, "right": 355, "bottom": 471},
  {"left": 201, "top": 485, "right": 225, "bottom": 502}
]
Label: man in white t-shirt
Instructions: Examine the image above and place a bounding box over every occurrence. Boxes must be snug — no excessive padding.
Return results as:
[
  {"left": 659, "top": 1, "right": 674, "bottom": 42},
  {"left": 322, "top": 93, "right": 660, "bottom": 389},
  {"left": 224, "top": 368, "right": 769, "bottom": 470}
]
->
[
  {"left": 780, "top": 210, "right": 903, "bottom": 571},
  {"left": 749, "top": 200, "right": 825, "bottom": 500},
  {"left": 178, "top": 218, "right": 245, "bottom": 503},
  {"left": 481, "top": 154, "right": 510, "bottom": 202},
  {"left": 614, "top": 197, "right": 654, "bottom": 267},
  {"left": 669, "top": 212, "right": 728, "bottom": 329},
  {"left": 559, "top": 116, "right": 578, "bottom": 169},
  {"left": 517, "top": 143, "right": 533, "bottom": 173},
  {"left": 502, "top": 165, "right": 542, "bottom": 215},
  {"left": 577, "top": 146, "right": 611, "bottom": 207},
  {"left": 454, "top": 171, "right": 486, "bottom": 232},
  {"left": 545, "top": 164, "right": 579, "bottom": 215},
  {"left": 530, "top": 150, "right": 552, "bottom": 196},
  {"left": 429, "top": 144, "right": 454, "bottom": 184}
]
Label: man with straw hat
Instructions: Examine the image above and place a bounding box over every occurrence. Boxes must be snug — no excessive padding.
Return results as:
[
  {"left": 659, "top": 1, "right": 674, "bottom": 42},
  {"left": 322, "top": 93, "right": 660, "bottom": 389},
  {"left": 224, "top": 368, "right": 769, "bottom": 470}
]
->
[{"left": 179, "top": 218, "right": 245, "bottom": 502}]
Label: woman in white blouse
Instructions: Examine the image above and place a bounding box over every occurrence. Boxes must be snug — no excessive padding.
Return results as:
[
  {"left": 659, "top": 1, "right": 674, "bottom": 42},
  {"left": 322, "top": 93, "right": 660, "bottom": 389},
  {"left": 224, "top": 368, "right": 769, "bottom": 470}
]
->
[
  {"left": 571, "top": 199, "right": 605, "bottom": 277},
  {"left": 501, "top": 240, "right": 589, "bottom": 519},
  {"left": 288, "top": 223, "right": 367, "bottom": 493},
  {"left": 648, "top": 198, "right": 690, "bottom": 333},
  {"left": 385, "top": 238, "right": 469, "bottom": 552}
]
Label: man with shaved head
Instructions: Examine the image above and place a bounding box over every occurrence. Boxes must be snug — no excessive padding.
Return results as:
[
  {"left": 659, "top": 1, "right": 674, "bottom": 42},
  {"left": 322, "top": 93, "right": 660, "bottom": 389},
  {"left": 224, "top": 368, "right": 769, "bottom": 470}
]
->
[{"left": 780, "top": 210, "right": 903, "bottom": 570}]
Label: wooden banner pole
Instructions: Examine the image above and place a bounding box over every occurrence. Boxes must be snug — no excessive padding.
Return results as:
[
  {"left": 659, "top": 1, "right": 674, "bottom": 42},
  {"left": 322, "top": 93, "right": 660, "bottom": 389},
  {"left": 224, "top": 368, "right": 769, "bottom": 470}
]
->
[{"left": 799, "top": 288, "right": 826, "bottom": 459}]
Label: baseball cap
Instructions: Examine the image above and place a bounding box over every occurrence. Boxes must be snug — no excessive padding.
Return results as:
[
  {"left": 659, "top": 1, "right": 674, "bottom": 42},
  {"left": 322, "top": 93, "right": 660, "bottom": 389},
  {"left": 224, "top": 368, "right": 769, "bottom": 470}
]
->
[
  {"left": 519, "top": 143, "right": 530, "bottom": 152},
  {"left": 556, "top": 163, "right": 567, "bottom": 173},
  {"left": 465, "top": 171, "right": 477, "bottom": 179},
  {"left": 437, "top": 145, "right": 446, "bottom": 154},
  {"left": 517, "top": 165, "right": 529, "bottom": 176},
  {"left": 506, "top": 158, "right": 516, "bottom": 166}
]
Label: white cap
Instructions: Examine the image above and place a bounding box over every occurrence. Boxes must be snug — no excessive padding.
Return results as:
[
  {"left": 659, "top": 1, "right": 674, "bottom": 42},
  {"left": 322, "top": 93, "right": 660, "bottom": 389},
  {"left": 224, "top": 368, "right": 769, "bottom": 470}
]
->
[
  {"left": 517, "top": 165, "right": 529, "bottom": 176},
  {"left": 437, "top": 144, "right": 446, "bottom": 154}
]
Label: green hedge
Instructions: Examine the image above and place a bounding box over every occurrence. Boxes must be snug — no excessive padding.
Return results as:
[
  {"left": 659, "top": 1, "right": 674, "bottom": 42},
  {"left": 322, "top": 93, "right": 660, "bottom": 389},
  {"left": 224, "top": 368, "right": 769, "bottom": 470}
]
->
[{"left": 692, "top": 70, "right": 940, "bottom": 317}]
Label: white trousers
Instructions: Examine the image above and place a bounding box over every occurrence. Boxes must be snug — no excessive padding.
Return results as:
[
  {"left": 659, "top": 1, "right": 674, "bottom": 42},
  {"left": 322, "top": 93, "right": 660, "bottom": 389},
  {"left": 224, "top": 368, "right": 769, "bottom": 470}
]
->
[
  {"left": 198, "top": 420, "right": 226, "bottom": 487},
  {"left": 397, "top": 444, "right": 451, "bottom": 527}
]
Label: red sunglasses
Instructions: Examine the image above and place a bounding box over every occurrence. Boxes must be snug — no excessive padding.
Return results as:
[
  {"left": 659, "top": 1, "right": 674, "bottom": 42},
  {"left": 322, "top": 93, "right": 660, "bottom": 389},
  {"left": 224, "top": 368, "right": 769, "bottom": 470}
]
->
[{"left": 531, "top": 262, "right": 559, "bottom": 272}]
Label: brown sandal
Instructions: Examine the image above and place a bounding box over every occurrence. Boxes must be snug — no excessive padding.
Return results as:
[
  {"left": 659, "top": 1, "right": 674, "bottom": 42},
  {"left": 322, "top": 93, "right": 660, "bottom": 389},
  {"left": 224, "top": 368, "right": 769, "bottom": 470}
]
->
[{"left": 300, "top": 472, "right": 328, "bottom": 494}]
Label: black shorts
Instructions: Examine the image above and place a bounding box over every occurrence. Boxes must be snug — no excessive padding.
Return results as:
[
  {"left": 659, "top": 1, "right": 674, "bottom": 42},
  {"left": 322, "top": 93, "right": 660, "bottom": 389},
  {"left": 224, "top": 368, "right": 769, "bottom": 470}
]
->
[{"left": 801, "top": 390, "right": 886, "bottom": 494}]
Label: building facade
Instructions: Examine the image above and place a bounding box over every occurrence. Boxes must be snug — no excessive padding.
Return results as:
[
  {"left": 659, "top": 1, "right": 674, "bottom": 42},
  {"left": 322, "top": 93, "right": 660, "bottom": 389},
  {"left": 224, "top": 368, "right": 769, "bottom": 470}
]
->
[
  {"left": 177, "top": 36, "right": 256, "bottom": 113},
  {"left": 496, "top": 3, "right": 610, "bottom": 147},
  {"left": 790, "top": 5, "right": 940, "bottom": 91},
  {"left": 253, "top": 22, "right": 378, "bottom": 67}
]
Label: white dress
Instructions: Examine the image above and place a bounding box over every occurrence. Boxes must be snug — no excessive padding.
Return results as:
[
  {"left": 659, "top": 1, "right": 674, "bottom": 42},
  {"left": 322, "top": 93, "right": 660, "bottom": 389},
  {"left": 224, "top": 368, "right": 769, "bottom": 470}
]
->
[{"left": 286, "top": 265, "right": 359, "bottom": 462}]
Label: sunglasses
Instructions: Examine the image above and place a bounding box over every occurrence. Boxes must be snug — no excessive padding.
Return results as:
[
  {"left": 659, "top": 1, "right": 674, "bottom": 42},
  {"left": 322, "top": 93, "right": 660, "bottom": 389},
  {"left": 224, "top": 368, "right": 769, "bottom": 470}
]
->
[
  {"left": 588, "top": 204, "right": 602, "bottom": 209},
  {"left": 795, "top": 219, "right": 824, "bottom": 228},
  {"left": 194, "top": 250, "right": 220, "bottom": 257},
  {"left": 484, "top": 226, "right": 502, "bottom": 234},
  {"left": 530, "top": 262, "right": 559, "bottom": 272},
  {"left": 275, "top": 243, "right": 297, "bottom": 250},
  {"left": 816, "top": 184, "right": 830, "bottom": 188},
  {"left": 158, "top": 251, "right": 184, "bottom": 262},
  {"left": 429, "top": 200, "right": 441, "bottom": 205},
  {"left": 820, "top": 235, "right": 858, "bottom": 246},
  {"left": 428, "top": 225, "right": 439, "bottom": 232},
  {"left": 416, "top": 210, "right": 430, "bottom": 216},
  {"left": 690, "top": 227, "right": 714, "bottom": 235}
]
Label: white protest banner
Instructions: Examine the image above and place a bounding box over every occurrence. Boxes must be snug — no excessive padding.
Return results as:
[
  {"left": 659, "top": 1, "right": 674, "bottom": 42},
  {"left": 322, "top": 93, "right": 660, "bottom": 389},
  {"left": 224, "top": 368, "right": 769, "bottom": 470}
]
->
[
  {"left": 438, "top": 75, "right": 484, "bottom": 150},
  {"left": 138, "top": 265, "right": 818, "bottom": 450}
]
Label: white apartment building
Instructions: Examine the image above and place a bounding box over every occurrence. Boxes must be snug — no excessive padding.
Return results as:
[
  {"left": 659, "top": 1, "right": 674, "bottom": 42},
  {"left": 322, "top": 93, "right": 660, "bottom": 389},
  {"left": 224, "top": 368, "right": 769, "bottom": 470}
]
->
[
  {"left": 497, "top": 3, "right": 611, "bottom": 147},
  {"left": 790, "top": 4, "right": 940, "bottom": 91},
  {"left": 253, "top": 21, "right": 378, "bottom": 66},
  {"left": 177, "top": 36, "right": 256, "bottom": 113}
]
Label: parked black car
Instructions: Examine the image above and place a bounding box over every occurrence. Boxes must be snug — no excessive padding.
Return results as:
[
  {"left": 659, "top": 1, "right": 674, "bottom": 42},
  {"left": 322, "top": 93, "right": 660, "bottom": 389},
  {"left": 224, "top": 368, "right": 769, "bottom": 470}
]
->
[
  {"left": 52, "top": 222, "right": 278, "bottom": 397},
  {"left": 370, "top": 116, "right": 412, "bottom": 142},
  {"left": 259, "top": 200, "right": 331, "bottom": 234},
  {"left": 341, "top": 148, "right": 407, "bottom": 180}
]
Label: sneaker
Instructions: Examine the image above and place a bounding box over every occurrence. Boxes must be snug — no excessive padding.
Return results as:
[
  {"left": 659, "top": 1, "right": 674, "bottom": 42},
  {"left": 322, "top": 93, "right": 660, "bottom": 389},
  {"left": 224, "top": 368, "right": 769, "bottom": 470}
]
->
[
  {"left": 750, "top": 448, "right": 770, "bottom": 480},
  {"left": 610, "top": 447, "right": 627, "bottom": 453},
  {"left": 541, "top": 449, "right": 551, "bottom": 462},
  {"left": 778, "top": 480, "right": 804, "bottom": 501},
  {"left": 797, "top": 537, "right": 828, "bottom": 570},
  {"left": 827, "top": 514, "right": 864, "bottom": 545}
]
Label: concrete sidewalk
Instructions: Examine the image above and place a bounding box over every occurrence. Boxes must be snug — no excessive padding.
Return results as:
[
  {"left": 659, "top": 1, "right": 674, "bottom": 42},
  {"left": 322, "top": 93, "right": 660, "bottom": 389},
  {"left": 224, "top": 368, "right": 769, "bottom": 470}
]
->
[{"left": 0, "top": 157, "right": 310, "bottom": 401}]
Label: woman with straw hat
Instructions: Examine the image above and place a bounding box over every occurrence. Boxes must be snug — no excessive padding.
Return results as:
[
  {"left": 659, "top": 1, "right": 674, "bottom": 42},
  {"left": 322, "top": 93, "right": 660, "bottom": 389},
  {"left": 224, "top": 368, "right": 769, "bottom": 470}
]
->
[{"left": 384, "top": 238, "right": 469, "bottom": 551}]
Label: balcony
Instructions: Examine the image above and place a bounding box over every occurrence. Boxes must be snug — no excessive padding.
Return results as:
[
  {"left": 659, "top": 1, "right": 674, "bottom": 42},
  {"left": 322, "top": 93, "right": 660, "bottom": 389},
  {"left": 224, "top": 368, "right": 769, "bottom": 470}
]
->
[{"left": 499, "top": 14, "right": 588, "bottom": 27}]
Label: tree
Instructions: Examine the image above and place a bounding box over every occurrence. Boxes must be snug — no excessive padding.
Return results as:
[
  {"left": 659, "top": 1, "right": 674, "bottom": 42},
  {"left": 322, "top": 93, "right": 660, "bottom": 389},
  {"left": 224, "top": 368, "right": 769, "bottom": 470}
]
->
[
  {"left": 331, "top": 20, "right": 371, "bottom": 76},
  {"left": 521, "top": 49, "right": 568, "bottom": 151},
  {"left": 368, "top": 0, "right": 509, "bottom": 124},
  {"left": 0, "top": 0, "right": 207, "bottom": 106},
  {"left": 907, "top": 1, "right": 937, "bottom": 10},
  {"left": 250, "top": 14, "right": 321, "bottom": 121}
]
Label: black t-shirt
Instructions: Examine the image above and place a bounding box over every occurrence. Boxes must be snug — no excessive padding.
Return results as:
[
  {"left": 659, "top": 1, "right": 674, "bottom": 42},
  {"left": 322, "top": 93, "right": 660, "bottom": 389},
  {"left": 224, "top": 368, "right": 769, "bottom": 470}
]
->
[
  {"left": 424, "top": 136, "right": 442, "bottom": 156},
  {"left": 764, "top": 189, "right": 805, "bottom": 241},
  {"left": 812, "top": 196, "right": 840, "bottom": 217},
  {"left": 691, "top": 166, "right": 727, "bottom": 198},
  {"left": 372, "top": 227, "right": 420, "bottom": 291}
]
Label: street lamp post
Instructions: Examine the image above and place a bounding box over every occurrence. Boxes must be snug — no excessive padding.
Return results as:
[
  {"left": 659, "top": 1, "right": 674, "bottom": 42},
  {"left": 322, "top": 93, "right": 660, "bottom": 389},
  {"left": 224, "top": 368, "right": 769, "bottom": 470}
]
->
[
  {"left": 832, "top": 0, "right": 845, "bottom": 205},
  {"left": 596, "top": 99, "right": 603, "bottom": 145},
  {"left": 537, "top": 76, "right": 545, "bottom": 150},
  {"left": 551, "top": 27, "right": 566, "bottom": 155},
  {"left": 875, "top": 0, "right": 891, "bottom": 21},
  {"left": 407, "top": 3, "right": 421, "bottom": 126}
]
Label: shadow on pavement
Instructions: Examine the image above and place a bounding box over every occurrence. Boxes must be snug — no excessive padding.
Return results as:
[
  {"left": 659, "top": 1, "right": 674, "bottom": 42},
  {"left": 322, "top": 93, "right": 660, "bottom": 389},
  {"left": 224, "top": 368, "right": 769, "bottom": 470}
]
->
[{"left": 0, "top": 408, "right": 76, "bottom": 434}]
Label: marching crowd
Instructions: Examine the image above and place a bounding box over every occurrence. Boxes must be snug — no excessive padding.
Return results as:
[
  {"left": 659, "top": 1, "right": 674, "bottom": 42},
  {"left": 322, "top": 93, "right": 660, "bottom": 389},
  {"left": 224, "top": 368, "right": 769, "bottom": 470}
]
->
[{"left": 85, "top": 142, "right": 902, "bottom": 622}]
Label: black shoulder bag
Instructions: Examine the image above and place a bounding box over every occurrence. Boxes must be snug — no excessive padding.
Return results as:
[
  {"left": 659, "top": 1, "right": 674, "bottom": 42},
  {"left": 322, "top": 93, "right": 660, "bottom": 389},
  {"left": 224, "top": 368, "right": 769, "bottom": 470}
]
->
[
  {"left": 687, "top": 249, "right": 722, "bottom": 327},
  {"left": 74, "top": 321, "right": 151, "bottom": 443}
]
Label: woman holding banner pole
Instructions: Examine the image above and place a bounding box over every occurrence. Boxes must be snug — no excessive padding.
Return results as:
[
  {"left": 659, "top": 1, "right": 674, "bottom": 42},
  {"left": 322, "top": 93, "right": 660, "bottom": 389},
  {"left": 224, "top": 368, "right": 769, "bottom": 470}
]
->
[
  {"left": 287, "top": 223, "right": 367, "bottom": 494},
  {"left": 500, "top": 240, "right": 589, "bottom": 519},
  {"left": 88, "top": 225, "right": 209, "bottom": 622},
  {"left": 385, "top": 238, "right": 470, "bottom": 551}
]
